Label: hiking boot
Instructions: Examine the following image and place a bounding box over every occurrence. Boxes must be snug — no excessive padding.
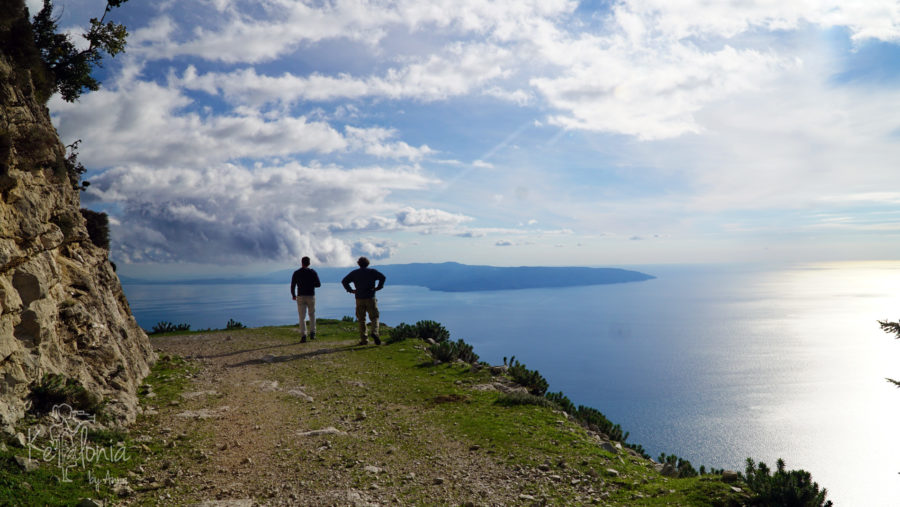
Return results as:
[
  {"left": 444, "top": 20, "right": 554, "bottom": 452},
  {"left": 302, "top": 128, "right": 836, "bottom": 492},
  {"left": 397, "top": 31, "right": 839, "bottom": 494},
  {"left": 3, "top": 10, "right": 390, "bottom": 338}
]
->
[
  {"left": 372, "top": 334, "right": 381, "bottom": 345},
  {"left": 310, "top": 332, "right": 316, "bottom": 340},
  {"left": 357, "top": 339, "right": 368, "bottom": 346},
  {"left": 300, "top": 335, "right": 308, "bottom": 343}
]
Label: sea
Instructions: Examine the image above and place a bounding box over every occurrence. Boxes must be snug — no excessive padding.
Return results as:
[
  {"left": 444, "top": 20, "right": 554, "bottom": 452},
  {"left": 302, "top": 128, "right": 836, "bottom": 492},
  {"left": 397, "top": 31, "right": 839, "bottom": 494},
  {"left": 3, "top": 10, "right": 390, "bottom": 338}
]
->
[{"left": 122, "top": 261, "right": 900, "bottom": 506}]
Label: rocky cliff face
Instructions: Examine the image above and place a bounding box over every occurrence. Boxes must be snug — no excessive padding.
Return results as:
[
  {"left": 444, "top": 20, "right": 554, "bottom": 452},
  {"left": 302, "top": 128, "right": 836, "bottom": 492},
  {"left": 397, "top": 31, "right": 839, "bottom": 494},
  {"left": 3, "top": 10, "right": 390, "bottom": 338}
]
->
[{"left": 0, "top": 2, "right": 154, "bottom": 432}]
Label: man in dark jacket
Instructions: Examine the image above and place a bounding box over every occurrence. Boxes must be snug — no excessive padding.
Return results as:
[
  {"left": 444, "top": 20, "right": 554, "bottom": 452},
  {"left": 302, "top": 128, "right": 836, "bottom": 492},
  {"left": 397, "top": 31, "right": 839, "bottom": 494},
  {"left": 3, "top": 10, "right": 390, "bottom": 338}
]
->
[
  {"left": 341, "top": 256, "right": 386, "bottom": 345},
  {"left": 291, "top": 256, "right": 321, "bottom": 343}
]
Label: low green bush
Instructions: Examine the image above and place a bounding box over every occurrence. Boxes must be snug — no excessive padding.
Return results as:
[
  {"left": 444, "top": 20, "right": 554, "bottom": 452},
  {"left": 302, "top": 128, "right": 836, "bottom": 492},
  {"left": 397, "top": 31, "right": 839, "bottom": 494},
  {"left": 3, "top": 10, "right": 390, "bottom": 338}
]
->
[
  {"left": 495, "top": 392, "right": 555, "bottom": 408},
  {"left": 428, "top": 339, "right": 480, "bottom": 364},
  {"left": 387, "top": 320, "right": 451, "bottom": 343},
  {"left": 28, "top": 373, "right": 101, "bottom": 414},
  {"left": 149, "top": 321, "right": 191, "bottom": 334},
  {"left": 744, "top": 458, "right": 832, "bottom": 507},
  {"left": 225, "top": 318, "right": 246, "bottom": 330},
  {"left": 658, "top": 453, "right": 698, "bottom": 478},
  {"left": 415, "top": 320, "right": 450, "bottom": 342},
  {"left": 387, "top": 322, "right": 417, "bottom": 343},
  {"left": 546, "top": 391, "right": 627, "bottom": 442},
  {"left": 80, "top": 208, "right": 109, "bottom": 249},
  {"left": 506, "top": 356, "right": 549, "bottom": 396}
]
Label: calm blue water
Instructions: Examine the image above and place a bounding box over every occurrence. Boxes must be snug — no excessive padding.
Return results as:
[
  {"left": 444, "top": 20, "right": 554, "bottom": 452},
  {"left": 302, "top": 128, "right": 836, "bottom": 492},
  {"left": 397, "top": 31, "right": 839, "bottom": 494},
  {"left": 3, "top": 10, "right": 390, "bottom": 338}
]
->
[{"left": 123, "top": 262, "right": 900, "bottom": 506}]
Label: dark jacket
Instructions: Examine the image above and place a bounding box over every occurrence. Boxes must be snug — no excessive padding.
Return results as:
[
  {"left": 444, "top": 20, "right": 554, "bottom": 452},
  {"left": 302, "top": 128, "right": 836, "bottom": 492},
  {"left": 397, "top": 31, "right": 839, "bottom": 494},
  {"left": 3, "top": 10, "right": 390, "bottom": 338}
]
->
[
  {"left": 291, "top": 267, "right": 321, "bottom": 297},
  {"left": 341, "top": 267, "right": 385, "bottom": 299}
]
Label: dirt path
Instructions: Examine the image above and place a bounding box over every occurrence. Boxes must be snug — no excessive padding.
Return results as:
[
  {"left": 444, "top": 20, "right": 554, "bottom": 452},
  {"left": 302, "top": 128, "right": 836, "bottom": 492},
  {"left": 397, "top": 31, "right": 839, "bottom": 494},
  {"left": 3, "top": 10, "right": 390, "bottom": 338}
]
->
[{"left": 129, "top": 327, "right": 587, "bottom": 506}]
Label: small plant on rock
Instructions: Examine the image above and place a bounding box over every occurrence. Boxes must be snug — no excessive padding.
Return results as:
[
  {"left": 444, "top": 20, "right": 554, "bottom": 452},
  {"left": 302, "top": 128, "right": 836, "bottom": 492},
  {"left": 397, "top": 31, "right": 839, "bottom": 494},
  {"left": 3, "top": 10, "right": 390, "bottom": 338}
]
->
[
  {"left": 80, "top": 208, "right": 109, "bottom": 248},
  {"left": 28, "top": 373, "right": 101, "bottom": 414}
]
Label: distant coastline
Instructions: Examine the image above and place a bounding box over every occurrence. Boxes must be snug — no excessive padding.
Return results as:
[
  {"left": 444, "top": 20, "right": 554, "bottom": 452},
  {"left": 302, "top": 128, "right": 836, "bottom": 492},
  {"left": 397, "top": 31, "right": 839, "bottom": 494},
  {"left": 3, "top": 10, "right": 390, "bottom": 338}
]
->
[{"left": 121, "top": 262, "right": 655, "bottom": 292}]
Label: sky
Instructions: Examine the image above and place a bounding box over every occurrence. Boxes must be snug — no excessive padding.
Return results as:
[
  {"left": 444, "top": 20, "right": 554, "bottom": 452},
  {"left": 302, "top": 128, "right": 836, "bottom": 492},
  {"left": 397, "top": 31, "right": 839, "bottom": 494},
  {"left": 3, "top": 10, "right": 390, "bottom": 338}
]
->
[{"left": 32, "top": 0, "right": 900, "bottom": 276}]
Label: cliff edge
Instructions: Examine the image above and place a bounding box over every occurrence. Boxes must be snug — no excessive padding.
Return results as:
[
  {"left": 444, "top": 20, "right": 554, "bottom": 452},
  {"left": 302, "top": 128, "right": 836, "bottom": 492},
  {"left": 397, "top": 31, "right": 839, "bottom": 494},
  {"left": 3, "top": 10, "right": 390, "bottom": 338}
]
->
[{"left": 0, "top": 1, "right": 153, "bottom": 432}]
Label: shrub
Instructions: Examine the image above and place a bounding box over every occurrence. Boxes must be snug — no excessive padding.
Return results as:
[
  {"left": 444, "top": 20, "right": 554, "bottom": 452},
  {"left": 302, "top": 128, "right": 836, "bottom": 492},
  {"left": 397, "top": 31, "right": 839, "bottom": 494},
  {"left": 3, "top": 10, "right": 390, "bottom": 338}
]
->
[
  {"left": 341, "top": 315, "right": 355, "bottom": 322},
  {"left": 878, "top": 319, "right": 900, "bottom": 387},
  {"left": 28, "top": 373, "right": 101, "bottom": 414},
  {"left": 658, "top": 453, "right": 699, "bottom": 478},
  {"left": 149, "top": 321, "right": 191, "bottom": 334},
  {"left": 546, "top": 391, "right": 631, "bottom": 444},
  {"left": 495, "top": 392, "right": 555, "bottom": 408},
  {"left": 387, "top": 320, "right": 451, "bottom": 343},
  {"left": 225, "top": 318, "right": 245, "bottom": 330},
  {"left": 575, "top": 405, "right": 627, "bottom": 442},
  {"left": 455, "top": 339, "right": 479, "bottom": 364},
  {"left": 415, "top": 320, "right": 450, "bottom": 342},
  {"left": 428, "top": 339, "right": 480, "bottom": 364},
  {"left": 66, "top": 140, "right": 90, "bottom": 189},
  {"left": 626, "top": 442, "right": 650, "bottom": 460},
  {"left": 387, "top": 322, "right": 417, "bottom": 343},
  {"left": 51, "top": 212, "right": 77, "bottom": 238},
  {"left": 80, "top": 208, "right": 109, "bottom": 249},
  {"left": 743, "top": 458, "right": 832, "bottom": 507},
  {"left": 429, "top": 340, "right": 455, "bottom": 362},
  {"left": 506, "top": 356, "right": 549, "bottom": 396}
]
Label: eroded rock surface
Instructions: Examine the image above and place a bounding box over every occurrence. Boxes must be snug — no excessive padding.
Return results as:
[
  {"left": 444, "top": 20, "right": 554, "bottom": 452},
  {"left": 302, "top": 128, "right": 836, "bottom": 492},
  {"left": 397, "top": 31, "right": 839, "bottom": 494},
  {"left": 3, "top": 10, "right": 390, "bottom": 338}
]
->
[{"left": 0, "top": 3, "right": 154, "bottom": 431}]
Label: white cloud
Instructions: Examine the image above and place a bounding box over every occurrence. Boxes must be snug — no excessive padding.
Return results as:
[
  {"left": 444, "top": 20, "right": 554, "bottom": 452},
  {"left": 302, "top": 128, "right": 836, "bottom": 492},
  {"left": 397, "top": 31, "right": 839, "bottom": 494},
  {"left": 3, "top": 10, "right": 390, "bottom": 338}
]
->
[
  {"left": 140, "top": 0, "right": 577, "bottom": 64},
  {"left": 613, "top": 0, "right": 900, "bottom": 43},
  {"left": 525, "top": 7, "right": 791, "bottom": 139},
  {"left": 51, "top": 80, "right": 346, "bottom": 168},
  {"left": 86, "top": 162, "right": 439, "bottom": 265},
  {"left": 345, "top": 126, "right": 434, "bottom": 161},
  {"left": 24, "top": 0, "right": 42, "bottom": 14},
  {"left": 43, "top": 0, "right": 900, "bottom": 268},
  {"left": 175, "top": 42, "right": 516, "bottom": 106},
  {"left": 352, "top": 239, "right": 395, "bottom": 259},
  {"left": 395, "top": 207, "right": 472, "bottom": 228}
]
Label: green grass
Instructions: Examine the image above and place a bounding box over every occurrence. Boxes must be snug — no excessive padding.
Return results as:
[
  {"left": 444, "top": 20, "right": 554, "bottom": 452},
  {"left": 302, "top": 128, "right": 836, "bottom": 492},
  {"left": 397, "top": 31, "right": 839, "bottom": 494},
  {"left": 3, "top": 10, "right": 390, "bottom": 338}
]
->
[
  {"left": 5, "top": 320, "right": 751, "bottom": 505},
  {"left": 0, "top": 353, "right": 199, "bottom": 505},
  {"left": 229, "top": 321, "right": 748, "bottom": 505}
]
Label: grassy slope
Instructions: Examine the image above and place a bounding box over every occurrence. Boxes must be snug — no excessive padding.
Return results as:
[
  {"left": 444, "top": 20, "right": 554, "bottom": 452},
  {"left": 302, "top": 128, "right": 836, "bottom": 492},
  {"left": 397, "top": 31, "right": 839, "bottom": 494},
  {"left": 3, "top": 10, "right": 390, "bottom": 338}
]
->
[{"left": 2, "top": 320, "right": 748, "bottom": 505}]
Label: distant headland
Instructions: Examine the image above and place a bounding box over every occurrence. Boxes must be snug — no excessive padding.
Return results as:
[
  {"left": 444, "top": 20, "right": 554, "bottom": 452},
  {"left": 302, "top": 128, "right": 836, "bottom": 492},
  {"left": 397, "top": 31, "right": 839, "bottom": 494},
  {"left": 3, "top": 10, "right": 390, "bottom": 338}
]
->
[{"left": 121, "top": 262, "right": 655, "bottom": 292}]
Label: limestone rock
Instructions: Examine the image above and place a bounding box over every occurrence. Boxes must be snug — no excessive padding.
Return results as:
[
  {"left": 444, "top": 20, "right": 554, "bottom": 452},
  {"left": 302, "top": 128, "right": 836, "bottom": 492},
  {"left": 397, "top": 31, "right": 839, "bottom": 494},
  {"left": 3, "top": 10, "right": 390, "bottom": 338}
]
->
[
  {"left": 660, "top": 463, "right": 679, "bottom": 478},
  {"left": 0, "top": 9, "right": 154, "bottom": 432},
  {"left": 297, "top": 427, "right": 346, "bottom": 437},
  {"left": 286, "top": 388, "right": 313, "bottom": 402},
  {"left": 15, "top": 455, "right": 39, "bottom": 472},
  {"left": 600, "top": 441, "right": 618, "bottom": 454}
]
